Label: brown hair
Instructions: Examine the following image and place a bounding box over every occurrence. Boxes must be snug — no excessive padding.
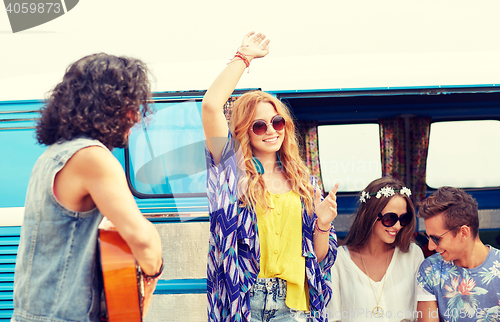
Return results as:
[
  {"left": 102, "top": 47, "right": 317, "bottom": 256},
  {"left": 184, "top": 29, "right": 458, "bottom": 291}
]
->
[
  {"left": 229, "top": 91, "right": 315, "bottom": 215},
  {"left": 344, "top": 177, "right": 416, "bottom": 252},
  {"left": 37, "top": 53, "right": 152, "bottom": 150},
  {"left": 418, "top": 186, "right": 479, "bottom": 238}
]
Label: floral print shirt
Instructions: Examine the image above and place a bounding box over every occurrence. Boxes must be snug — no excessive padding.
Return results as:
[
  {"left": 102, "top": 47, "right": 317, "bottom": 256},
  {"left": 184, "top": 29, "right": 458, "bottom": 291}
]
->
[
  {"left": 417, "top": 246, "right": 500, "bottom": 322},
  {"left": 205, "top": 131, "right": 338, "bottom": 322}
]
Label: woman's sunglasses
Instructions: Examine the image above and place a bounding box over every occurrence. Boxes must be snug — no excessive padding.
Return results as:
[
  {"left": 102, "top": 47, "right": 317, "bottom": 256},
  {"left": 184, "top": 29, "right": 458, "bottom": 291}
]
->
[
  {"left": 251, "top": 115, "right": 286, "bottom": 136},
  {"left": 377, "top": 212, "right": 412, "bottom": 227}
]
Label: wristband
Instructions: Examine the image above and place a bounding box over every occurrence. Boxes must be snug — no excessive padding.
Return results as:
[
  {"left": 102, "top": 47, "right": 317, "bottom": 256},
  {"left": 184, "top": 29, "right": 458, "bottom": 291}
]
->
[
  {"left": 315, "top": 220, "right": 331, "bottom": 234},
  {"left": 234, "top": 51, "right": 250, "bottom": 68},
  {"left": 142, "top": 258, "right": 164, "bottom": 284}
]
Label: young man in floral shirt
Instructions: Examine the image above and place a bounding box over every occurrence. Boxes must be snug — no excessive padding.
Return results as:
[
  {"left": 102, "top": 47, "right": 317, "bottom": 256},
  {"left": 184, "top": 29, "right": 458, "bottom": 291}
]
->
[{"left": 416, "top": 187, "right": 500, "bottom": 322}]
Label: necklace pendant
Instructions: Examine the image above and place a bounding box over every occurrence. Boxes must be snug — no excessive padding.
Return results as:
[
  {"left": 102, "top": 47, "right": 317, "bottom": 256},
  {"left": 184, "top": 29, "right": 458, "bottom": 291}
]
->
[{"left": 372, "top": 306, "right": 384, "bottom": 318}]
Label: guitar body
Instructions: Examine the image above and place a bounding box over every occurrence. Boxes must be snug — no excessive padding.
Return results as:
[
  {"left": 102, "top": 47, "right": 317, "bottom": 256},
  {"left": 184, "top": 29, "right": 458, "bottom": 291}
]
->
[{"left": 99, "top": 228, "right": 144, "bottom": 322}]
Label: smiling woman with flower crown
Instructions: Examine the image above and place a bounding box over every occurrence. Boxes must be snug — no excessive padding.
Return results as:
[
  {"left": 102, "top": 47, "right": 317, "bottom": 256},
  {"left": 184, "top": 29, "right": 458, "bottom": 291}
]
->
[{"left": 327, "top": 177, "right": 424, "bottom": 322}]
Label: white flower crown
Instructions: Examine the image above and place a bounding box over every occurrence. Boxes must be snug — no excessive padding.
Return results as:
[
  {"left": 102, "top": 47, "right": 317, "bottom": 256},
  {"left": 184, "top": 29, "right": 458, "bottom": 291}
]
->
[{"left": 359, "top": 186, "right": 412, "bottom": 203}]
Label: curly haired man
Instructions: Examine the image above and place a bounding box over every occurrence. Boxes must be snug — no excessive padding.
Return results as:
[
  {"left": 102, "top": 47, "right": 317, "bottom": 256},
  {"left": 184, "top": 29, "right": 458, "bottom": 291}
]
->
[{"left": 12, "top": 54, "right": 163, "bottom": 322}]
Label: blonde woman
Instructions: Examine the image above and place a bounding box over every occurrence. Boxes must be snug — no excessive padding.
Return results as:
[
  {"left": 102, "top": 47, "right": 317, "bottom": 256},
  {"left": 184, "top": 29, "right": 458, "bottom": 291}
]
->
[
  {"left": 203, "top": 32, "right": 338, "bottom": 322},
  {"left": 328, "top": 177, "right": 424, "bottom": 322}
]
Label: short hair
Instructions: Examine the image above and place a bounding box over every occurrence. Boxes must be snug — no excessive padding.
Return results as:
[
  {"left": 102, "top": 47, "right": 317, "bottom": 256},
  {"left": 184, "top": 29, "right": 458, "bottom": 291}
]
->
[
  {"left": 36, "top": 53, "right": 153, "bottom": 150},
  {"left": 344, "top": 177, "right": 416, "bottom": 252},
  {"left": 418, "top": 186, "right": 479, "bottom": 238}
]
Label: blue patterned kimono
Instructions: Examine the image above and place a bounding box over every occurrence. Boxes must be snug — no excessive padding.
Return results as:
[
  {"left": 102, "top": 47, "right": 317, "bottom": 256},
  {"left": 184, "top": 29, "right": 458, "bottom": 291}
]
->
[{"left": 205, "top": 131, "right": 338, "bottom": 322}]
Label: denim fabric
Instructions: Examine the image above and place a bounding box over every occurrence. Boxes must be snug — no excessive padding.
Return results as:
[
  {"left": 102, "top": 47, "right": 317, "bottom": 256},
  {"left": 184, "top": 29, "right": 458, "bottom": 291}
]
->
[
  {"left": 250, "top": 278, "right": 308, "bottom": 322},
  {"left": 12, "top": 138, "right": 106, "bottom": 322}
]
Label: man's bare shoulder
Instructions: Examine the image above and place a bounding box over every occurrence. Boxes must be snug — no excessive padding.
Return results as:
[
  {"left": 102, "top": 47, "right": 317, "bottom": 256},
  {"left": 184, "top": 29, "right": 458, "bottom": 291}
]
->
[
  {"left": 73, "top": 144, "right": 112, "bottom": 159},
  {"left": 71, "top": 145, "right": 120, "bottom": 170},
  {"left": 55, "top": 145, "right": 122, "bottom": 212}
]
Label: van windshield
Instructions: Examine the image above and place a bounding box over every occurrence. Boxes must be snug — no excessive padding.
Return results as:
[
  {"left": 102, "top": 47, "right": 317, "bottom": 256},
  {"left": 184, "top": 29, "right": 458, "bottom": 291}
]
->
[{"left": 127, "top": 100, "right": 207, "bottom": 196}]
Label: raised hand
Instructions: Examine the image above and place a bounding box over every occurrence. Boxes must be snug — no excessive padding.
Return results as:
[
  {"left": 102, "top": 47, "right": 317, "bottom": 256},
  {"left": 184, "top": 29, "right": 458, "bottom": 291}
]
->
[
  {"left": 239, "top": 31, "right": 270, "bottom": 60},
  {"left": 314, "top": 183, "right": 339, "bottom": 230},
  {"left": 202, "top": 31, "right": 270, "bottom": 163}
]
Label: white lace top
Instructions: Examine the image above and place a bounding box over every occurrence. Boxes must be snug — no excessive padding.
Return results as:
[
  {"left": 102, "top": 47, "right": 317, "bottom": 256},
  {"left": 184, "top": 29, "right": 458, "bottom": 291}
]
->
[{"left": 327, "top": 243, "right": 424, "bottom": 321}]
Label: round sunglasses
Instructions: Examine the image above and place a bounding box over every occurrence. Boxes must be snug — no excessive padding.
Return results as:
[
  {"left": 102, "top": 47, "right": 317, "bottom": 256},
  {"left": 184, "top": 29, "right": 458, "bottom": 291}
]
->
[
  {"left": 377, "top": 212, "right": 412, "bottom": 227},
  {"left": 251, "top": 115, "right": 286, "bottom": 136},
  {"left": 424, "top": 226, "right": 461, "bottom": 246}
]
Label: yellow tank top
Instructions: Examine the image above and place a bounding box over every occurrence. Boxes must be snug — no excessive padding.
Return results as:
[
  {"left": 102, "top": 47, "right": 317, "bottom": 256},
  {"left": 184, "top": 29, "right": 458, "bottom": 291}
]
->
[{"left": 256, "top": 190, "right": 308, "bottom": 311}]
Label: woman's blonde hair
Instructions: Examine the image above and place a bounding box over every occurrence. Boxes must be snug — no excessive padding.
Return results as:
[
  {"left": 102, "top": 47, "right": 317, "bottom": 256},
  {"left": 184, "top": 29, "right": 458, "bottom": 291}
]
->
[{"left": 229, "top": 91, "right": 315, "bottom": 215}]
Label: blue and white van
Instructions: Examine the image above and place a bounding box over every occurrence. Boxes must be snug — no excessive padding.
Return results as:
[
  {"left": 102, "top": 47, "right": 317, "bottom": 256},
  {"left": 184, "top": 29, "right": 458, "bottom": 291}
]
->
[{"left": 2, "top": 84, "right": 500, "bottom": 321}]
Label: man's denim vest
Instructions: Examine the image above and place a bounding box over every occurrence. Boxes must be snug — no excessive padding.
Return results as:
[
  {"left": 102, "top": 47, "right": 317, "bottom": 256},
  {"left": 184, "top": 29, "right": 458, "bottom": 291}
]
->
[{"left": 12, "top": 138, "right": 106, "bottom": 322}]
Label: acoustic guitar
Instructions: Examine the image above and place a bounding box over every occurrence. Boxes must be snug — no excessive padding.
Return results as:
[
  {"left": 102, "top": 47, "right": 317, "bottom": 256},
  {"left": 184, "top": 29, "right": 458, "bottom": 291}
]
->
[{"left": 99, "top": 227, "right": 145, "bottom": 322}]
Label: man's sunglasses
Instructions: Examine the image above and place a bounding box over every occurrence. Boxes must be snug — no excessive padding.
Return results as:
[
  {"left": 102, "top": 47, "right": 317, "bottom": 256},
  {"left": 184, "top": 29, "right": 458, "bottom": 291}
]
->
[
  {"left": 377, "top": 212, "right": 412, "bottom": 227},
  {"left": 251, "top": 115, "right": 286, "bottom": 136},
  {"left": 424, "top": 226, "right": 461, "bottom": 246}
]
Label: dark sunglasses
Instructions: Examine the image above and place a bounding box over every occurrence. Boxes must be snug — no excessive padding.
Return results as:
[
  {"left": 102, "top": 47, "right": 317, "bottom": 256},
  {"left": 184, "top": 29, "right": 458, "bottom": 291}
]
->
[
  {"left": 251, "top": 115, "right": 286, "bottom": 136},
  {"left": 377, "top": 212, "right": 412, "bottom": 227},
  {"left": 424, "top": 226, "right": 461, "bottom": 246}
]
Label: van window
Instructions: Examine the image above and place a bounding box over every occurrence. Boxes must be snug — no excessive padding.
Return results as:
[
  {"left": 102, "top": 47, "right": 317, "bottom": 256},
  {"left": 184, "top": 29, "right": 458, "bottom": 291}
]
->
[
  {"left": 318, "top": 124, "right": 382, "bottom": 192},
  {"left": 127, "top": 100, "right": 206, "bottom": 196},
  {"left": 426, "top": 120, "right": 500, "bottom": 189}
]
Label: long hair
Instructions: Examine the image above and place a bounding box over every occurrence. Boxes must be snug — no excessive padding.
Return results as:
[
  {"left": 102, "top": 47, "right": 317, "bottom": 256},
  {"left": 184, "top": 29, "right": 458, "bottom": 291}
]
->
[
  {"left": 344, "top": 177, "right": 416, "bottom": 252},
  {"left": 36, "top": 53, "right": 153, "bottom": 150},
  {"left": 229, "top": 91, "right": 315, "bottom": 215}
]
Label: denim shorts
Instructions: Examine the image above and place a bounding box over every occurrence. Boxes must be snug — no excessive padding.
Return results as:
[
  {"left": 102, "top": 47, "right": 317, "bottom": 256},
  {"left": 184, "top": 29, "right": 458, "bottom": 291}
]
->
[{"left": 249, "top": 277, "right": 308, "bottom": 322}]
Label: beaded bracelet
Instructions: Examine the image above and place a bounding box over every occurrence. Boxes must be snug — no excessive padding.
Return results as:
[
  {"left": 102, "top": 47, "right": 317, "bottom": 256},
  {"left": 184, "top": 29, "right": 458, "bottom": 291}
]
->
[
  {"left": 315, "top": 220, "right": 331, "bottom": 234},
  {"left": 142, "top": 258, "right": 164, "bottom": 285}
]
